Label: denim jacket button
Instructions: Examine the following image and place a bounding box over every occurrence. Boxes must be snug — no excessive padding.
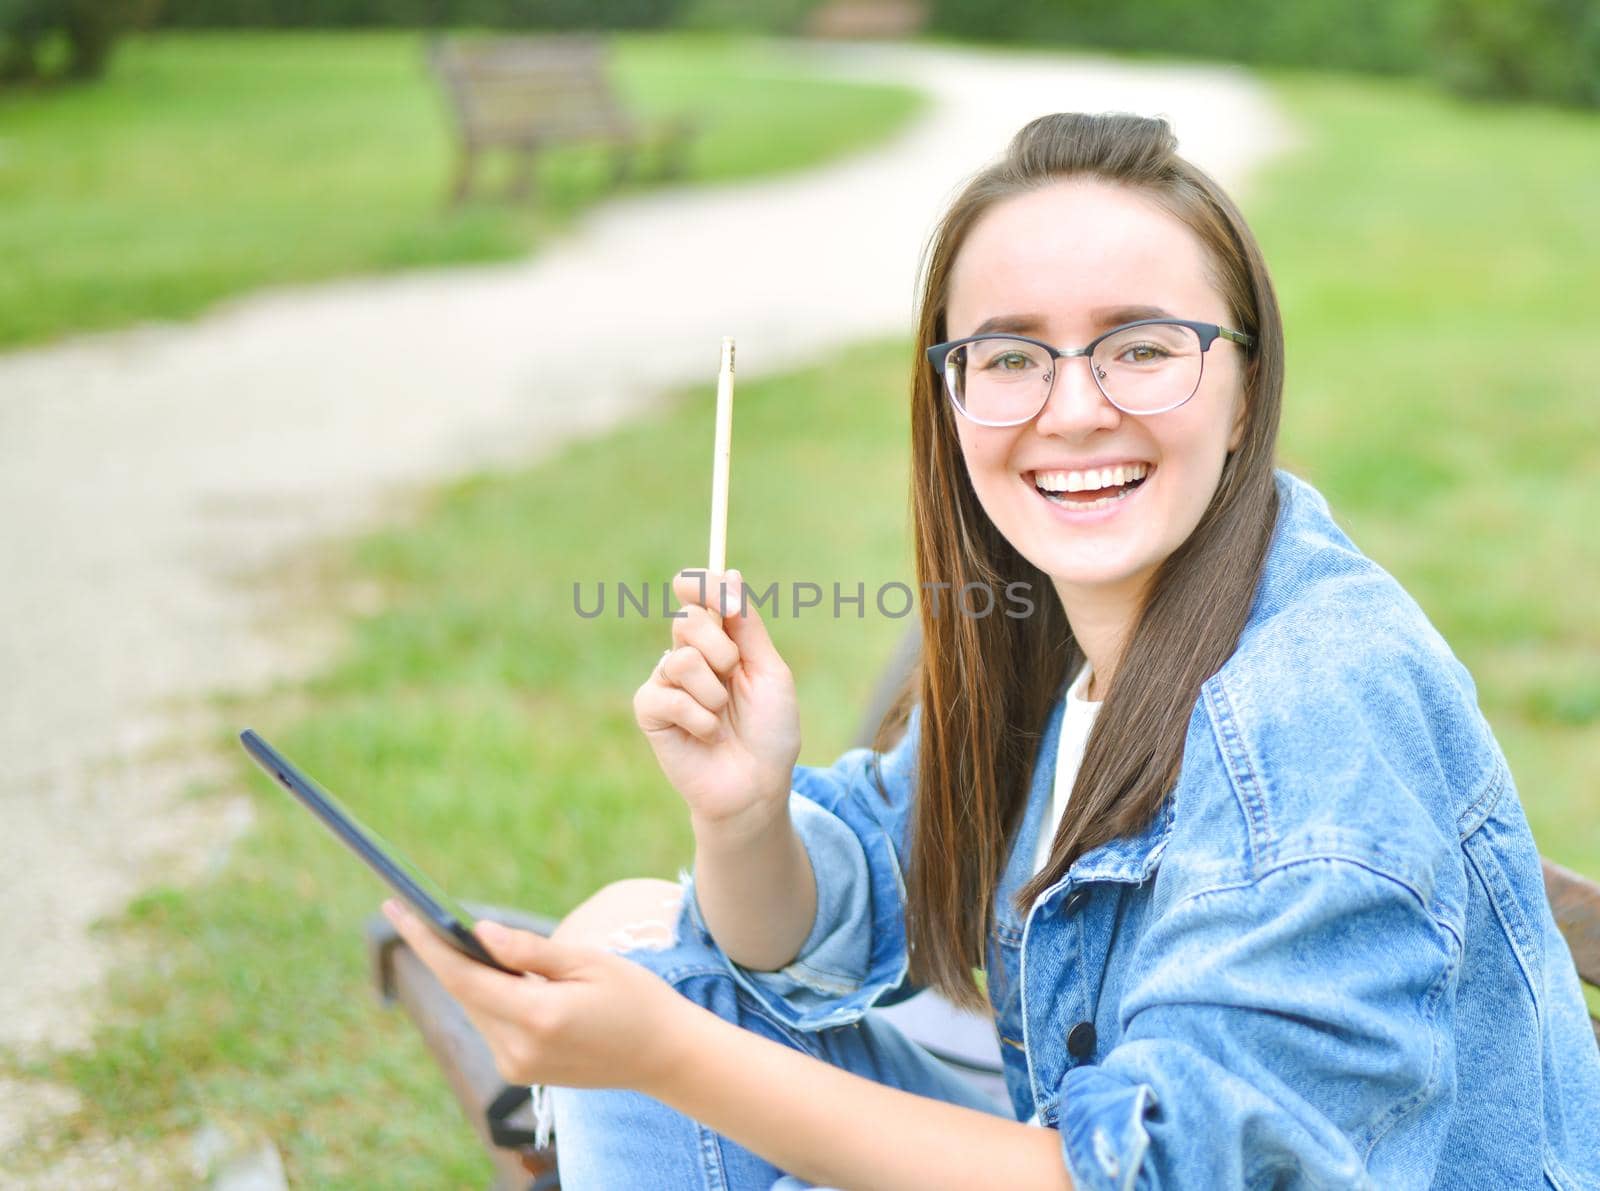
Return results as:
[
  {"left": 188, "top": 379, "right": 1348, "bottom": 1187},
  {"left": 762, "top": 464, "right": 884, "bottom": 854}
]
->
[
  {"left": 1062, "top": 887, "right": 1091, "bottom": 916},
  {"left": 1067, "top": 1021, "right": 1097, "bottom": 1059}
]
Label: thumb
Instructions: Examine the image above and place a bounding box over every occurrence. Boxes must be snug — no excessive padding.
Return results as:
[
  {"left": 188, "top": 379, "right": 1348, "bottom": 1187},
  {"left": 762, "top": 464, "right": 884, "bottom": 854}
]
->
[
  {"left": 475, "top": 921, "right": 585, "bottom": 979},
  {"left": 719, "top": 569, "right": 784, "bottom": 672}
]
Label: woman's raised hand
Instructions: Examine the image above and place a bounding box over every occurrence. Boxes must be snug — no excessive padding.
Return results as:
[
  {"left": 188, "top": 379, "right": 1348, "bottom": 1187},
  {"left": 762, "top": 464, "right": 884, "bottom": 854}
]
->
[{"left": 633, "top": 569, "right": 800, "bottom": 845}]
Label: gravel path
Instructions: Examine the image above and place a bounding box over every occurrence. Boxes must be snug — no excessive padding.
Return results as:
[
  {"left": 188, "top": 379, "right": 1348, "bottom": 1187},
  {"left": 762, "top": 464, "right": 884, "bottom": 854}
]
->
[{"left": 0, "top": 38, "right": 1292, "bottom": 1177}]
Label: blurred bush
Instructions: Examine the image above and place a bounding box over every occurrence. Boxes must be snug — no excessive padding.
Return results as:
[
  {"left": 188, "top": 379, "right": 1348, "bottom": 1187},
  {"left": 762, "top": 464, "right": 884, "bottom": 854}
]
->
[
  {"left": 1430, "top": 0, "right": 1600, "bottom": 108},
  {"left": 677, "top": 0, "right": 816, "bottom": 34},
  {"left": 1, "top": 0, "right": 161, "bottom": 81},
  {"left": 927, "top": 0, "right": 1431, "bottom": 74},
  {"left": 926, "top": 0, "right": 1600, "bottom": 109},
  {"left": 151, "top": 0, "right": 825, "bottom": 29},
  {"left": 153, "top": 0, "right": 687, "bottom": 29}
]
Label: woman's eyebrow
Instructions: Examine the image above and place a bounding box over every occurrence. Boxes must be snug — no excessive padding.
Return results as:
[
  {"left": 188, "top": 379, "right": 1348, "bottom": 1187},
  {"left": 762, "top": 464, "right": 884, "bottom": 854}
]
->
[
  {"left": 969, "top": 313, "right": 1049, "bottom": 336},
  {"left": 967, "top": 305, "right": 1178, "bottom": 338},
  {"left": 1089, "top": 304, "right": 1176, "bottom": 326}
]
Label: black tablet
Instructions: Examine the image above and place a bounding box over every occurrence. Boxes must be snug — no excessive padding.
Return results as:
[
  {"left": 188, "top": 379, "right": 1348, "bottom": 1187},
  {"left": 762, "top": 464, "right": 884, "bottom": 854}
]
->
[{"left": 239, "top": 729, "right": 517, "bottom": 975}]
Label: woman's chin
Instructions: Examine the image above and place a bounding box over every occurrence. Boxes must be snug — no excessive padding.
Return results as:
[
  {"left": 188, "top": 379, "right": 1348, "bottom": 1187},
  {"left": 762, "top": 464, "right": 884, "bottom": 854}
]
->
[{"left": 1037, "top": 553, "right": 1155, "bottom": 604}]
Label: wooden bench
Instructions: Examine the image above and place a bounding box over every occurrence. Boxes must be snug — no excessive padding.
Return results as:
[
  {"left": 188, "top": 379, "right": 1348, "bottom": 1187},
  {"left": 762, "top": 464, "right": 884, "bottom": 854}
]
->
[
  {"left": 367, "top": 632, "right": 1600, "bottom": 1189},
  {"left": 426, "top": 35, "right": 696, "bottom": 207},
  {"left": 368, "top": 903, "right": 564, "bottom": 1189},
  {"left": 805, "top": 0, "right": 929, "bottom": 39}
]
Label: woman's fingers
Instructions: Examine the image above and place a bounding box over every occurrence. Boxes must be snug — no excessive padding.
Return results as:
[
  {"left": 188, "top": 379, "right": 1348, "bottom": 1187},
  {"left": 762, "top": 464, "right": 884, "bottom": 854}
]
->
[
  {"left": 642, "top": 568, "right": 791, "bottom": 748},
  {"left": 670, "top": 567, "right": 786, "bottom": 680},
  {"left": 385, "top": 903, "right": 569, "bottom": 1085},
  {"left": 671, "top": 568, "right": 737, "bottom": 616},
  {"left": 669, "top": 604, "right": 741, "bottom": 676},
  {"left": 717, "top": 570, "right": 785, "bottom": 675},
  {"left": 634, "top": 681, "right": 722, "bottom": 742},
  {"left": 383, "top": 901, "right": 531, "bottom": 1024},
  {"left": 658, "top": 645, "right": 731, "bottom": 714},
  {"left": 670, "top": 571, "right": 742, "bottom": 673},
  {"left": 476, "top": 920, "right": 585, "bottom": 981}
]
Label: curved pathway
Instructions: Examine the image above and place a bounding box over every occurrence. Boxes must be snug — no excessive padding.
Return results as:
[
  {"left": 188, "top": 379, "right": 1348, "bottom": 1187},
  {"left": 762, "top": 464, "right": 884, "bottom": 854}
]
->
[{"left": 0, "top": 38, "right": 1293, "bottom": 1169}]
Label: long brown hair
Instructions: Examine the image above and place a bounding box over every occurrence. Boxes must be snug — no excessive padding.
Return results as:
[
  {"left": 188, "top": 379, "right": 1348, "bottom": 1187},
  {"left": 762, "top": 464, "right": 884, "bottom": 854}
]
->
[{"left": 877, "top": 112, "right": 1285, "bottom": 1012}]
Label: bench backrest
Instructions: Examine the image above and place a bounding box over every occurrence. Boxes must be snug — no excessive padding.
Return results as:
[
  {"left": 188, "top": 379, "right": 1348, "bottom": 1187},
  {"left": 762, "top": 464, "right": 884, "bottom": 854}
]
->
[
  {"left": 1544, "top": 857, "right": 1600, "bottom": 1040},
  {"left": 427, "top": 36, "right": 631, "bottom": 149}
]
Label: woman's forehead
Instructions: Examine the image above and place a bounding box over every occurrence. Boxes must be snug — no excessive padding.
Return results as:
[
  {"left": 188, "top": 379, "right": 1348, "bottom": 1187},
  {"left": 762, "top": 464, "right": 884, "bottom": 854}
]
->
[{"left": 946, "top": 180, "right": 1220, "bottom": 336}]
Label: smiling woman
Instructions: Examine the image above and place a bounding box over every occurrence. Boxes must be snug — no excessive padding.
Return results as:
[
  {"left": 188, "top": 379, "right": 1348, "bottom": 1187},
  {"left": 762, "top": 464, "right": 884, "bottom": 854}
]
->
[
  {"left": 941, "top": 182, "right": 1254, "bottom": 659},
  {"left": 398, "top": 112, "right": 1600, "bottom": 1189}
]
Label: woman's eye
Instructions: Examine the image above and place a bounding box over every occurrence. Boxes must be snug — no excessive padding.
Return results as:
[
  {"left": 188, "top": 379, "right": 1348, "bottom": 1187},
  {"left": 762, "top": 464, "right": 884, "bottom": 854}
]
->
[
  {"left": 1117, "top": 342, "right": 1169, "bottom": 365},
  {"left": 986, "top": 352, "right": 1032, "bottom": 372}
]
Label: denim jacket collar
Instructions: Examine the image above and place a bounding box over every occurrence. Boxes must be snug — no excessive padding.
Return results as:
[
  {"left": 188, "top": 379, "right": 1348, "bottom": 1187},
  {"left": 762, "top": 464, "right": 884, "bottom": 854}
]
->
[{"left": 993, "top": 678, "right": 1175, "bottom": 940}]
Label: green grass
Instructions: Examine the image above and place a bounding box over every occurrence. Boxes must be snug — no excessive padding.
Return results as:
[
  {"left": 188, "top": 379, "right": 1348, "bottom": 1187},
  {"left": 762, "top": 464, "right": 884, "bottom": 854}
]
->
[
  {"left": 8, "top": 341, "right": 920, "bottom": 1186},
  {"left": 8, "top": 63, "right": 1599, "bottom": 1187},
  {"left": 1252, "top": 73, "right": 1600, "bottom": 870},
  {"left": 0, "top": 31, "right": 922, "bottom": 348}
]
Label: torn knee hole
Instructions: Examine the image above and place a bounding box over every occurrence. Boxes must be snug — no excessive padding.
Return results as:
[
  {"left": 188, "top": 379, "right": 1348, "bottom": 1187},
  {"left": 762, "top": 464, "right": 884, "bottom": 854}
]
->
[{"left": 602, "top": 917, "right": 678, "bottom": 953}]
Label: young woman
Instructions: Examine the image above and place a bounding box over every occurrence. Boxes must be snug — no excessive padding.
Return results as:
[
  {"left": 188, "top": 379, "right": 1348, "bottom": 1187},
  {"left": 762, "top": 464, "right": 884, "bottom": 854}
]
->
[{"left": 386, "top": 113, "right": 1600, "bottom": 1189}]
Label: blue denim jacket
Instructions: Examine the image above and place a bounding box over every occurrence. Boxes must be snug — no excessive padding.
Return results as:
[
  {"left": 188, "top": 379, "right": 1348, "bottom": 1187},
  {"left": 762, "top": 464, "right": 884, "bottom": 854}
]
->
[{"left": 684, "top": 469, "right": 1600, "bottom": 1189}]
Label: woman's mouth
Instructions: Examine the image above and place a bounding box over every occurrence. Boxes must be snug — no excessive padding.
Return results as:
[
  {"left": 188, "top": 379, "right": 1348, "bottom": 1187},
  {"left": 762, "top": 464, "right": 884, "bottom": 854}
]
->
[{"left": 1029, "top": 463, "right": 1151, "bottom": 511}]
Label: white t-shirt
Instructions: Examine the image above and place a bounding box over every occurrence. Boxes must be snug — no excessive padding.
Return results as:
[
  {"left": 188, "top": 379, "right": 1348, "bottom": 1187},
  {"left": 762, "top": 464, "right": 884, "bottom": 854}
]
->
[
  {"left": 1032, "top": 660, "right": 1101, "bottom": 877},
  {"left": 1024, "top": 660, "right": 1100, "bottom": 1127}
]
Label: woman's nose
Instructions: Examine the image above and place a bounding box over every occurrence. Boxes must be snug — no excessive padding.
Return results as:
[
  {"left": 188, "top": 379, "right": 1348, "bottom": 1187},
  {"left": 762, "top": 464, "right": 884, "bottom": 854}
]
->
[{"left": 1032, "top": 354, "right": 1122, "bottom": 437}]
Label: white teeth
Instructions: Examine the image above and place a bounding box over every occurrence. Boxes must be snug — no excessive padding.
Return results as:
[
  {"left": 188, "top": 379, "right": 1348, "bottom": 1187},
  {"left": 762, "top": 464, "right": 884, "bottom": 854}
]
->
[{"left": 1032, "top": 463, "right": 1147, "bottom": 492}]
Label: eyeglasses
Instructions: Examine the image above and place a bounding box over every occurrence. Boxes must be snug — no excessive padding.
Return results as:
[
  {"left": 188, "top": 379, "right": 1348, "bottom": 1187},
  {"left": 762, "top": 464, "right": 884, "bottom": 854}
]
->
[{"left": 926, "top": 318, "right": 1254, "bottom": 426}]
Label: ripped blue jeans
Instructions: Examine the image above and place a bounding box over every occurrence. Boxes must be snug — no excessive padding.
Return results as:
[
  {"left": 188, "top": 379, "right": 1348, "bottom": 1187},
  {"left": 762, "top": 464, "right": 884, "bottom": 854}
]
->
[{"left": 531, "top": 878, "right": 1012, "bottom": 1191}]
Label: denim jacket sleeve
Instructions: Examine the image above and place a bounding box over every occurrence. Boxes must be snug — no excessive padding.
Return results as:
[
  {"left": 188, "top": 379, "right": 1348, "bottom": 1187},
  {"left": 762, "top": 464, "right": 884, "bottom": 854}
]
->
[
  {"left": 681, "top": 706, "right": 922, "bottom": 1031},
  {"left": 1056, "top": 854, "right": 1461, "bottom": 1190}
]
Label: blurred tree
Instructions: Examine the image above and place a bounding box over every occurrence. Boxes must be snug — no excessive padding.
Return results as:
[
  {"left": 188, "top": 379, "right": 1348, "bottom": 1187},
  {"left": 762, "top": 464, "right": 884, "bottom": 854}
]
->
[
  {"left": 1, "top": 0, "right": 162, "bottom": 82},
  {"left": 1431, "top": 0, "right": 1600, "bottom": 109},
  {"left": 925, "top": 0, "right": 1599, "bottom": 110},
  {"left": 155, "top": 0, "right": 684, "bottom": 29},
  {"left": 678, "top": 0, "right": 818, "bottom": 33},
  {"left": 926, "top": 0, "right": 1431, "bottom": 74}
]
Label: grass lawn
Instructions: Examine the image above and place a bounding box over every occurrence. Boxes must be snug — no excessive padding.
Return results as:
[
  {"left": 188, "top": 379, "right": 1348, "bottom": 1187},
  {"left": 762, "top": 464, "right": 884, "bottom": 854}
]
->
[
  {"left": 9, "top": 63, "right": 1599, "bottom": 1185},
  {"left": 0, "top": 31, "right": 922, "bottom": 348},
  {"left": 1252, "top": 72, "right": 1600, "bottom": 876}
]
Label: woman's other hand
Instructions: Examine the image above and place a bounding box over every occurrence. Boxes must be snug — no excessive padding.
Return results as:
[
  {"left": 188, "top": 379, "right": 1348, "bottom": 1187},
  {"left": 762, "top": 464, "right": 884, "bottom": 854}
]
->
[
  {"left": 633, "top": 568, "right": 800, "bottom": 845},
  {"left": 382, "top": 900, "right": 687, "bottom": 1095}
]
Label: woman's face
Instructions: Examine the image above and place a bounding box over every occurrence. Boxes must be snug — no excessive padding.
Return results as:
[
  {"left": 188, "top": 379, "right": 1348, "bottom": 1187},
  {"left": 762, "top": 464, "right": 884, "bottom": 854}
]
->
[{"left": 944, "top": 179, "right": 1248, "bottom": 616}]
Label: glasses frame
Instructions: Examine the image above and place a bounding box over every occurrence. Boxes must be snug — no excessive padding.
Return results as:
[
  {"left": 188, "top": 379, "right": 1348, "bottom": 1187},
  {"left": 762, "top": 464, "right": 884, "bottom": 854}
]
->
[{"left": 926, "top": 318, "right": 1255, "bottom": 426}]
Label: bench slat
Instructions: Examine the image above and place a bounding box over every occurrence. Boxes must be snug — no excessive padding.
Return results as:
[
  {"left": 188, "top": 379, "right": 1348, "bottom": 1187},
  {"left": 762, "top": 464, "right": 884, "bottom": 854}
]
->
[
  {"left": 1543, "top": 857, "right": 1600, "bottom": 989},
  {"left": 368, "top": 914, "right": 557, "bottom": 1189}
]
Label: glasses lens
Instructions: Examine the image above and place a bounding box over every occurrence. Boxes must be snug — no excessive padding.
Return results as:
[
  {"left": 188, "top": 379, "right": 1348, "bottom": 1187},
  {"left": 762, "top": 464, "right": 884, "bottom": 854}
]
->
[
  {"left": 947, "top": 337, "right": 1052, "bottom": 424},
  {"left": 1091, "top": 323, "right": 1203, "bottom": 414}
]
